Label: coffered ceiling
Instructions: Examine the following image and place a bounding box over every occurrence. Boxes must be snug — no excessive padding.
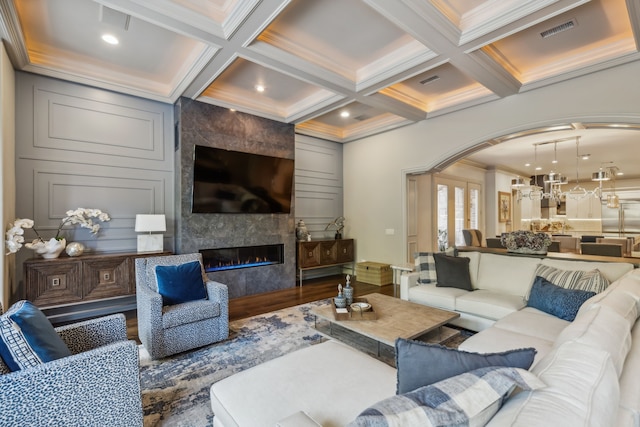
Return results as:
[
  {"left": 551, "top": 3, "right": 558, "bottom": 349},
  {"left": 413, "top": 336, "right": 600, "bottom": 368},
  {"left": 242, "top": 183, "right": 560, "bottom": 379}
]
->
[{"left": 0, "top": 0, "right": 639, "bottom": 175}]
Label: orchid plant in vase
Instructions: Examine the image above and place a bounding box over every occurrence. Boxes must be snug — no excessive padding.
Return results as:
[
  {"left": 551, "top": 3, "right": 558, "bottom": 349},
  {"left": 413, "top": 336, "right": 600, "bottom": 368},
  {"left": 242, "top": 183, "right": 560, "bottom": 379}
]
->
[{"left": 5, "top": 208, "right": 111, "bottom": 258}]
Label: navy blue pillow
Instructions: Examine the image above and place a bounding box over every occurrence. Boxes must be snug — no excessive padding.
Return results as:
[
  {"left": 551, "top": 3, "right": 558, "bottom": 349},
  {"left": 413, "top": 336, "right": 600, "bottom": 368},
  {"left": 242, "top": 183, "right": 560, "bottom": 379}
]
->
[
  {"left": 527, "top": 275, "right": 595, "bottom": 321},
  {"left": 0, "top": 300, "right": 72, "bottom": 371},
  {"left": 155, "top": 261, "right": 208, "bottom": 306},
  {"left": 395, "top": 338, "right": 536, "bottom": 394}
]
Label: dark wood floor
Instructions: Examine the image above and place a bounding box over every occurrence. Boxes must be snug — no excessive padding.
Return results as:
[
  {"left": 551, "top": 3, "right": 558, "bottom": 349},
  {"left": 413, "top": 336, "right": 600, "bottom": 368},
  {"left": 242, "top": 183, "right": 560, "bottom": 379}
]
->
[{"left": 127, "top": 275, "right": 395, "bottom": 341}]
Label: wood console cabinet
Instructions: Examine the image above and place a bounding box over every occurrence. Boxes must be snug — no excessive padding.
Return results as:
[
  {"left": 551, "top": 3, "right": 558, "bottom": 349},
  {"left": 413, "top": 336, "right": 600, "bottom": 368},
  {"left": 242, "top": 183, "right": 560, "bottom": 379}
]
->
[
  {"left": 297, "top": 239, "right": 354, "bottom": 286},
  {"left": 24, "top": 251, "right": 170, "bottom": 323}
]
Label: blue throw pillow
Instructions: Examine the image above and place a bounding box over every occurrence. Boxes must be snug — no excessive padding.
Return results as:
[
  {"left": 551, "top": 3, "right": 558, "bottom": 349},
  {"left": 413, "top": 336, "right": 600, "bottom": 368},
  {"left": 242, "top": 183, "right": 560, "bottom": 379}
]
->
[
  {"left": 528, "top": 275, "right": 596, "bottom": 321},
  {"left": 0, "top": 300, "right": 72, "bottom": 372},
  {"left": 395, "top": 338, "right": 536, "bottom": 394},
  {"left": 155, "top": 261, "right": 208, "bottom": 306}
]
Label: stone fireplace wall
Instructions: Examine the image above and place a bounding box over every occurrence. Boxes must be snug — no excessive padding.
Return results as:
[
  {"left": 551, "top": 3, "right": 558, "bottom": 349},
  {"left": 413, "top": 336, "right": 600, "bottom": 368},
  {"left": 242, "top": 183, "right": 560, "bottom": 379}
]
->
[{"left": 175, "top": 98, "right": 296, "bottom": 299}]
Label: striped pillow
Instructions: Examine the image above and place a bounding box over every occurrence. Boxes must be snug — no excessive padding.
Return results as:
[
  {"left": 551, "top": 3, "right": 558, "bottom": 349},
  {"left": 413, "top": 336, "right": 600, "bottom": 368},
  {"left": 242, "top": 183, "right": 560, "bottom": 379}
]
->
[
  {"left": 578, "top": 269, "right": 610, "bottom": 293},
  {"left": 534, "top": 265, "right": 609, "bottom": 294}
]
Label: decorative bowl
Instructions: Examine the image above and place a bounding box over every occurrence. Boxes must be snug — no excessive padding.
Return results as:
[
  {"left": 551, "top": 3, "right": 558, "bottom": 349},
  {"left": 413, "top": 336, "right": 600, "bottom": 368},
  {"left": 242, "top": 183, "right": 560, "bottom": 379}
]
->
[{"left": 350, "top": 302, "right": 371, "bottom": 312}]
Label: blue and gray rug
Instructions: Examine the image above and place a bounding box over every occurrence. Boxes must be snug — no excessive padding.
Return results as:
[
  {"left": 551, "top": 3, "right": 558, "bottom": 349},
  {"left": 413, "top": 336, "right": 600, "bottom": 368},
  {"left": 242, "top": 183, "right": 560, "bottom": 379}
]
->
[{"left": 139, "top": 300, "right": 327, "bottom": 427}]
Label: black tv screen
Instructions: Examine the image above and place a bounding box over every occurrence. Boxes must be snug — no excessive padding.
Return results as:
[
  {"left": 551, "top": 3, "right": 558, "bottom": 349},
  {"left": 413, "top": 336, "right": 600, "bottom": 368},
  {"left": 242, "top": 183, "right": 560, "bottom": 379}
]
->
[{"left": 191, "top": 145, "right": 294, "bottom": 214}]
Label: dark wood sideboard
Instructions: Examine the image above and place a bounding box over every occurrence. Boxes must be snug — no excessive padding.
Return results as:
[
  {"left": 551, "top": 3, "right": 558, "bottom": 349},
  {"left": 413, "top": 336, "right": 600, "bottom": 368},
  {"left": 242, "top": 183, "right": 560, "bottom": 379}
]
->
[
  {"left": 24, "top": 251, "right": 171, "bottom": 324},
  {"left": 296, "top": 239, "right": 355, "bottom": 286}
]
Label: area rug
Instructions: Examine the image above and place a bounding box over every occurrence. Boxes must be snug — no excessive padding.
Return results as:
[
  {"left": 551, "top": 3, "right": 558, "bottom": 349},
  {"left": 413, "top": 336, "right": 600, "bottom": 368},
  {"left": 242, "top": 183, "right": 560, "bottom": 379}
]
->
[
  {"left": 138, "top": 299, "right": 472, "bottom": 426},
  {"left": 139, "top": 300, "right": 327, "bottom": 427}
]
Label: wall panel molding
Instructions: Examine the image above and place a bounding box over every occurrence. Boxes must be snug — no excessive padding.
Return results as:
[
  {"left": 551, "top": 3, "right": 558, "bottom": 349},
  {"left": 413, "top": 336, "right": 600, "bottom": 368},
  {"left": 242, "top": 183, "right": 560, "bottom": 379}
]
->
[
  {"left": 16, "top": 72, "right": 173, "bottom": 171},
  {"left": 295, "top": 134, "right": 344, "bottom": 239},
  {"left": 14, "top": 73, "right": 175, "bottom": 297}
]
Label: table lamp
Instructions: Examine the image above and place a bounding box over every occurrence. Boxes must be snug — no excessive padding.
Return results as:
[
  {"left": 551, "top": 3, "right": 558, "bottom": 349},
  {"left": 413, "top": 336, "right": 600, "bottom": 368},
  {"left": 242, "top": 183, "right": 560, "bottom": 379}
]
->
[{"left": 135, "top": 214, "right": 166, "bottom": 252}]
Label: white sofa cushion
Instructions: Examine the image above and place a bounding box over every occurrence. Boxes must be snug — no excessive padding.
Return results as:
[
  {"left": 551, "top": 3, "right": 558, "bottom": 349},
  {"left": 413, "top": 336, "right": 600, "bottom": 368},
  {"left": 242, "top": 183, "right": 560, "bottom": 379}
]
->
[
  {"left": 619, "top": 321, "right": 640, "bottom": 420},
  {"left": 456, "top": 290, "right": 526, "bottom": 321},
  {"left": 487, "top": 341, "right": 620, "bottom": 427},
  {"left": 476, "top": 253, "right": 540, "bottom": 297},
  {"left": 581, "top": 290, "right": 639, "bottom": 328},
  {"left": 554, "top": 305, "right": 632, "bottom": 376},
  {"left": 539, "top": 258, "right": 633, "bottom": 283},
  {"left": 458, "top": 326, "right": 554, "bottom": 365},
  {"left": 275, "top": 411, "right": 322, "bottom": 427},
  {"left": 209, "top": 340, "right": 396, "bottom": 427},
  {"left": 492, "top": 307, "right": 570, "bottom": 343},
  {"left": 407, "top": 284, "right": 468, "bottom": 311},
  {"left": 459, "top": 251, "right": 481, "bottom": 288}
]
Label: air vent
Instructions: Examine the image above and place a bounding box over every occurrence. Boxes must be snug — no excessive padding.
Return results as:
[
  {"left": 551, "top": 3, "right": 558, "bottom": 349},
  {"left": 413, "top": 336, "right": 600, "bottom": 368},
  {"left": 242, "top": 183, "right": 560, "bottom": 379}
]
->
[
  {"left": 353, "top": 114, "right": 372, "bottom": 121},
  {"left": 419, "top": 75, "right": 440, "bottom": 85},
  {"left": 540, "top": 19, "right": 577, "bottom": 38},
  {"left": 99, "top": 5, "right": 131, "bottom": 30}
]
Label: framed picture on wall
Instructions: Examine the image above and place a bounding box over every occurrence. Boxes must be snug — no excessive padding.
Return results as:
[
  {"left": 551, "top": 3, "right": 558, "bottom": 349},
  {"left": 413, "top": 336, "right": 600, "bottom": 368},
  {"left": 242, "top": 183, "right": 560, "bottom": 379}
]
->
[{"left": 498, "top": 191, "right": 511, "bottom": 223}]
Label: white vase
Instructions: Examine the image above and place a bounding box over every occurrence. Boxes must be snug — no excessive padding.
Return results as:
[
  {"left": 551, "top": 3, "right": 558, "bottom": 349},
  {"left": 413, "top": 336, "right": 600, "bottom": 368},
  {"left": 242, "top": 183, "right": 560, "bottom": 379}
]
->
[{"left": 27, "top": 238, "right": 67, "bottom": 259}]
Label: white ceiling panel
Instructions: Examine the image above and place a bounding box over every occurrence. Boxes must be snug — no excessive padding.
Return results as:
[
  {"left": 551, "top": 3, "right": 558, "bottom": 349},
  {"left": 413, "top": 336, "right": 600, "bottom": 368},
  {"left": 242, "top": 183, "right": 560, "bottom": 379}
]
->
[{"left": 0, "top": 0, "right": 638, "bottom": 171}]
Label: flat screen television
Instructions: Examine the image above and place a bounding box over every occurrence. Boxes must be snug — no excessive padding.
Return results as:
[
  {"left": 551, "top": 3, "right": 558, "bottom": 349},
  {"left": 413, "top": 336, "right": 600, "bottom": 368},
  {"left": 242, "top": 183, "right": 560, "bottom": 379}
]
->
[{"left": 191, "top": 145, "right": 294, "bottom": 214}]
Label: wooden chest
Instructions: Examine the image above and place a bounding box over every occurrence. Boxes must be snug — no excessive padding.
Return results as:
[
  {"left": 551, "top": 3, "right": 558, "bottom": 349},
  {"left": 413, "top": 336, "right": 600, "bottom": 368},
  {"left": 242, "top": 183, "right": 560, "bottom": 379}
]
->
[{"left": 355, "top": 261, "right": 392, "bottom": 286}]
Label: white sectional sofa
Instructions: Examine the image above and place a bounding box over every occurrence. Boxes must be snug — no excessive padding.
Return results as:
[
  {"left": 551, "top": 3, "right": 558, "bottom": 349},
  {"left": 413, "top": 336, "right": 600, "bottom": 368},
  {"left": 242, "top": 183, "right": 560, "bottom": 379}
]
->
[
  {"left": 400, "top": 251, "right": 634, "bottom": 331},
  {"left": 210, "top": 253, "right": 640, "bottom": 427}
]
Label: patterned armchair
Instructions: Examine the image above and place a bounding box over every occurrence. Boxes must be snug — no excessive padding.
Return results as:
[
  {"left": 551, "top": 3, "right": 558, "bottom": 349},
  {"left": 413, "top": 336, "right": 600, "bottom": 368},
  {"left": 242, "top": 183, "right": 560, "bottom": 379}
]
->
[
  {"left": 0, "top": 309, "right": 143, "bottom": 427},
  {"left": 135, "top": 253, "right": 229, "bottom": 359}
]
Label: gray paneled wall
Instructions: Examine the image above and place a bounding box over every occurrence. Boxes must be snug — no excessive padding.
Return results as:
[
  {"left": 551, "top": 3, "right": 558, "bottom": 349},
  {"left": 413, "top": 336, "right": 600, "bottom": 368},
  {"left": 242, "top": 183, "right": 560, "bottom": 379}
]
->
[
  {"left": 13, "top": 72, "right": 174, "bottom": 300},
  {"left": 295, "top": 134, "right": 348, "bottom": 279},
  {"left": 295, "top": 134, "right": 344, "bottom": 240}
]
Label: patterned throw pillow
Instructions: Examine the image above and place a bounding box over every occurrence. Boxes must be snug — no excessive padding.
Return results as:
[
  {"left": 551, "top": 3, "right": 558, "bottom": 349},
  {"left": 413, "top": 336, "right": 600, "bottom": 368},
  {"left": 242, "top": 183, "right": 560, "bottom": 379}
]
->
[
  {"left": 0, "top": 300, "right": 72, "bottom": 372},
  {"left": 348, "top": 366, "right": 545, "bottom": 427},
  {"left": 414, "top": 252, "right": 437, "bottom": 284},
  {"left": 534, "top": 265, "right": 609, "bottom": 293},
  {"left": 528, "top": 276, "right": 596, "bottom": 321},
  {"left": 577, "top": 269, "right": 610, "bottom": 293}
]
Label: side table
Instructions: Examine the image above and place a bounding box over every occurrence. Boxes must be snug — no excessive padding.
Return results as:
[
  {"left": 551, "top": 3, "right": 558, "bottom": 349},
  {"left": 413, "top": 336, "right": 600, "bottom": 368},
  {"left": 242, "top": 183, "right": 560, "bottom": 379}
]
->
[{"left": 390, "top": 263, "right": 415, "bottom": 297}]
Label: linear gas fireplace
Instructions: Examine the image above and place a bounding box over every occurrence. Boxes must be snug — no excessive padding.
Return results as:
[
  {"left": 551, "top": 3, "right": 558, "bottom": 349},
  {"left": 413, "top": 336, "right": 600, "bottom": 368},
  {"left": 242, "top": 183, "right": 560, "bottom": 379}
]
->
[{"left": 200, "top": 244, "right": 284, "bottom": 273}]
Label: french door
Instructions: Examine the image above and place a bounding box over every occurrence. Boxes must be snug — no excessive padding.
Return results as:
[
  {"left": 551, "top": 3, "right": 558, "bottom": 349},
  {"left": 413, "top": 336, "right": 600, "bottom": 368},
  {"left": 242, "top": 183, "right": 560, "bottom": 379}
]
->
[{"left": 435, "top": 177, "right": 481, "bottom": 249}]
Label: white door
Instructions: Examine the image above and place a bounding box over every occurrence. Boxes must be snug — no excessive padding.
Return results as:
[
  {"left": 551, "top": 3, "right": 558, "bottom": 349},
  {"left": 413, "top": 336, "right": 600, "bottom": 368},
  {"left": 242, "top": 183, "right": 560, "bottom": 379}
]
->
[{"left": 435, "top": 177, "right": 482, "bottom": 249}]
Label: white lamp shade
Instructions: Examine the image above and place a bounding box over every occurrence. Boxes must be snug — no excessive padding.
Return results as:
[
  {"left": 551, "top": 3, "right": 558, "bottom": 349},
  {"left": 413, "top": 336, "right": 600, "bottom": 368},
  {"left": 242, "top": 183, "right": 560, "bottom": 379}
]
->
[{"left": 135, "top": 214, "right": 166, "bottom": 232}]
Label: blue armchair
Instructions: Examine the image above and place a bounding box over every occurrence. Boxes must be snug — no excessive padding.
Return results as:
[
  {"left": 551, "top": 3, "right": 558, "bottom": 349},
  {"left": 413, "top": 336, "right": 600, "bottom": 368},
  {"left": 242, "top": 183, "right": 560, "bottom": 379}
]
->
[
  {"left": 135, "top": 253, "right": 229, "bottom": 359},
  {"left": 0, "top": 309, "right": 143, "bottom": 427}
]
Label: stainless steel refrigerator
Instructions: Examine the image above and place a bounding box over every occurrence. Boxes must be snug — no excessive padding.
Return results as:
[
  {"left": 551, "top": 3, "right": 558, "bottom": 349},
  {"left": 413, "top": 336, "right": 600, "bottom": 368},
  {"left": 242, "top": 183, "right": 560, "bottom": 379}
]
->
[{"left": 601, "top": 198, "right": 640, "bottom": 235}]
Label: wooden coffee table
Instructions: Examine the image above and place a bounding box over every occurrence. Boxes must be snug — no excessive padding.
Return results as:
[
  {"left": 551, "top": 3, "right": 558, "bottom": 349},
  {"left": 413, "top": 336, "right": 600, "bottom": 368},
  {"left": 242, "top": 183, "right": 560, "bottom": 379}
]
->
[{"left": 311, "top": 293, "right": 460, "bottom": 364}]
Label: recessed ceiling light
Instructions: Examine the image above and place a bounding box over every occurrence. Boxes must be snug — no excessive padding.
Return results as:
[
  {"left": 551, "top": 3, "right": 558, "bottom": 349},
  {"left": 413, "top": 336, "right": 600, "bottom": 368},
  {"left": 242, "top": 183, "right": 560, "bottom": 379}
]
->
[
  {"left": 617, "top": 171, "right": 624, "bottom": 176},
  {"left": 581, "top": 154, "right": 590, "bottom": 160},
  {"left": 340, "top": 111, "right": 349, "bottom": 118},
  {"left": 101, "top": 34, "right": 119, "bottom": 45},
  {"left": 229, "top": 108, "right": 236, "bottom": 112},
  {"left": 255, "top": 85, "right": 265, "bottom": 93},
  {"left": 524, "top": 162, "right": 531, "bottom": 167}
]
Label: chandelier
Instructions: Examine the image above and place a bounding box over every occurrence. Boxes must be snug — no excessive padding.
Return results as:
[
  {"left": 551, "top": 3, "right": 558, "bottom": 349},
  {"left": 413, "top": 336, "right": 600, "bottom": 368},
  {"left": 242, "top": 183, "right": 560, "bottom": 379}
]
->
[
  {"left": 512, "top": 136, "right": 618, "bottom": 203},
  {"left": 592, "top": 163, "right": 622, "bottom": 208}
]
